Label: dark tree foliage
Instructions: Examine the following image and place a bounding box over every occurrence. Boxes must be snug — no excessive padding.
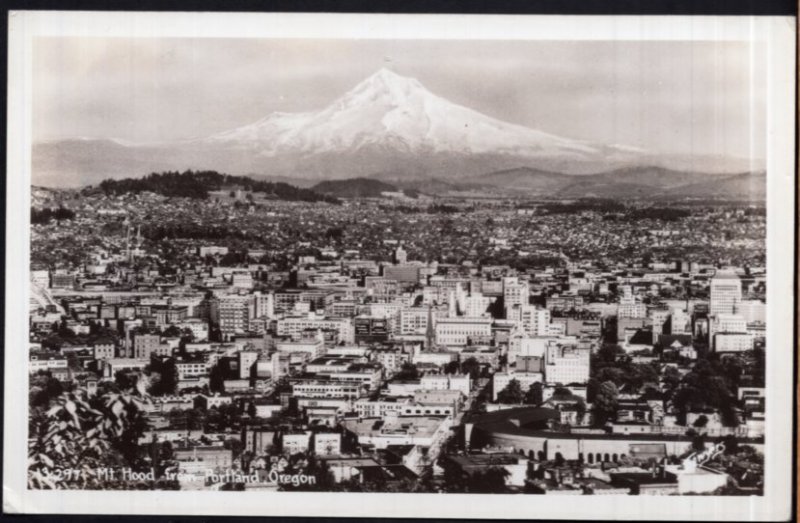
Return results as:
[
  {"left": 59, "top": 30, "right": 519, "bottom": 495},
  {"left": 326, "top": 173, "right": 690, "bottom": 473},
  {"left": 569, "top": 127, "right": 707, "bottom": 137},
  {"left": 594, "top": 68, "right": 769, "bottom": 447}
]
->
[
  {"left": 523, "top": 382, "right": 544, "bottom": 405},
  {"left": 672, "top": 358, "right": 741, "bottom": 428},
  {"left": 146, "top": 356, "right": 178, "bottom": 396},
  {"left": 590, "top": 345, "right": 659, "bottom": 393},
  {"left": 460, "top": 357, "right": 481, "bottom": 380},
  {"left": 593, "top": 380, "right": 619, "bottom": 426},
  {"left": 443, "top": 466, "right": 510, "bottom": 493},
  {"left": 426, "top": 204, "right": 460, "bottom": 214},
  {"left": 627, "top": 208, "right": 692, "bottom": 221},
  {"left": 443, "top": 361, "right": 460, "bottom": 375},
  {"left": 394, "top": 362, "right": 420, "bottom": 381},
  {"left": 143, "top": 223, "right": 252, "bottom": 241},
  {"left": 31, "top": 206, "right": 76, "bottom": 224},
  {"left": 209, "top": 362, "right": 226, "bottom": 393},
  {"left": 97, "top": 170, "right": 339, "bottom": 203},
  {"left": 29, "top": 371, "right": 64, "bottom": 408},
  {"left": 497, "top": 379, "right": 524, "bottom": 404},
  {"left": 539, "top": 199, "right": 626, "bottom": 215}
]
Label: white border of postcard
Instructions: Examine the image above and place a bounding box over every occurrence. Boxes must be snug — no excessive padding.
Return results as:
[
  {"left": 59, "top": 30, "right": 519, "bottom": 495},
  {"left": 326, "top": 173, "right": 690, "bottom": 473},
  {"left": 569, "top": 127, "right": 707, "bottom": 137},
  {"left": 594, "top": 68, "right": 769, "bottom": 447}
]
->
[{"left": 5, "top": 11, "right": 796, "bottom": 520}]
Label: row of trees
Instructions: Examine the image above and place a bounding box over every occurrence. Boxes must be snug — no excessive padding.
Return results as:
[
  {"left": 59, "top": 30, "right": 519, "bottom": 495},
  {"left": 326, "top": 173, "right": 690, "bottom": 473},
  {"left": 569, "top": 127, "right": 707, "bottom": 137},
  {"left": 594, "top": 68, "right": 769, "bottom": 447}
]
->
[
  {"left": 589, "top": 341, "right": 752, "bottom": 428},
  {"left": 97, "top": 170, "right": 339, "bottom": 203},
  {"left": 395, "top": 357, "right": 488, "bottom": 383},
  {"left": 31, "top": 206, "right": 76, "bottom": 224},
  {"left": 495, "top": 379, "right": 544, "bottom": 406}
]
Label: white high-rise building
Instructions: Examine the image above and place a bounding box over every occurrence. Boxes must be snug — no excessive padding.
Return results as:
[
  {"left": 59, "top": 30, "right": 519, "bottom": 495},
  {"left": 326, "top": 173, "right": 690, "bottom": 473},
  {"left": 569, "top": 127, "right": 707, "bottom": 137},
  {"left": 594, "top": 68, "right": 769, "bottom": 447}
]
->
[
  {"left": 618, "top": 286, "right": 646, "bottom": 319},
  {"left": 544, "top": 342, "right": 590, "bottom": 386},
  {"left": 520, "top": 305, "right": 551, "bottom": 337},
  {"left": 739, "top": 300, "right": 766, "bottom": 323},
  {"left": 399, "top": 307, "right": 432, "bottom": 335},
  {"left": 239, "top": 350, "right": 259, "bottom": 379},
  {"left": 649, "top": 308, "right": 671, "bottom": 343},
  {"left": 254, "top": 291, "right": 274, "bottom": 319},
  {"left": 218, "top": 294, "right": 255, "bottom": 340},
  {"left": 462, "top": 292, "right": 492, "bottom": 318},
  {"left": 710, "top": 270, "right": 742, "bottom": 316},
  {"left": 709, "top": 313, "right": 748, "bottom": 350},
  {"left": 714, "top": 333, "right": 755, "bottom": 353},
  {"left": 508, "top": 333, "right": 552, "bottom": 364},
  {"left": 671, "top": 308, "right": 692, "bottom": 335},
  {"left": 503, "top": 277, "right": 529, "bottom": 318}
]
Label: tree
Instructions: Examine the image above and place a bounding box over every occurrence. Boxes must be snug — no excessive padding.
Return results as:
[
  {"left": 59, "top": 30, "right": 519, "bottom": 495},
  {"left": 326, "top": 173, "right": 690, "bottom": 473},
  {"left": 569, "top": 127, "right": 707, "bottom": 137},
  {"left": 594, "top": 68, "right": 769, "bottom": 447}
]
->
[
  {"left": 467, "top": 467, "right": 510, "bottom": 493},
  {"left": 460, "top": 357, "right": 481, "bottom": 380},
  {"left": 114, "top": 370, "right": 137, "bottom": 391},
  {"left": 209, "top": 362, "right": 226, "bottom": 393},
  {"left": 552, "top": 386, "right": 573, "bottom": 399},
  {"left": 586, "top": 377, "right": 600, "bottom": 403},
  {"left": 662, "top": 366, "right": 682, "bottom": 391},
  {"left": 162, "top": 325, "right": 182, "bottom": 338},
  {"left": 394, "top": 362, "right": 419, "bottom": 381},
  {"left": 693, "top": 414, "right": 709, "bottom": 428},
  {"left": 443, "top": 361, "right": 460, "bottom": 375},
  {"left": 147, "top": 356, "right": 178, "bottom": 396},
  {"left": 721, "top": 435, "right": 739, "bottom": 454},
  {"left": 593, "top": 380, "right": 619, "bottom": 426},
  {"left": 692, "top": 433, "right": 706, "bottom": 452},
  {"left": 28, "top": 388, "right": 153, "bottom": 489},
  {"left": 29, "top": 372, "right": 64, "bottom": 409},
  {"left": 523, "top": 382, "right": 543, "bottom": 405},
  {"left": 575, "top": 399, "right": 587, "bottom": 424},
  {"left": 670, "top": 358, "right": 739, "bottom": 427},
  {"left": 750, "top": 347, "right": 765, "bottom": 387},
  {"left": 497, "top": 379, "right": 524, "bottom": 404}
]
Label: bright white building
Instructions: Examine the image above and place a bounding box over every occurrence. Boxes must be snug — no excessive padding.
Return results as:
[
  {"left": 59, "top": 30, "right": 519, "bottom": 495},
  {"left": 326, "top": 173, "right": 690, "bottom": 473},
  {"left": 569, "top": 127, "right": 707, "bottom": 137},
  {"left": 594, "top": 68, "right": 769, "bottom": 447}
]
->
[
  {"left": 435, "top": 317, "right": 492, "bottom": 346},
  {"left": 710, "top": 270, "right": 742, "bottom": 316}
]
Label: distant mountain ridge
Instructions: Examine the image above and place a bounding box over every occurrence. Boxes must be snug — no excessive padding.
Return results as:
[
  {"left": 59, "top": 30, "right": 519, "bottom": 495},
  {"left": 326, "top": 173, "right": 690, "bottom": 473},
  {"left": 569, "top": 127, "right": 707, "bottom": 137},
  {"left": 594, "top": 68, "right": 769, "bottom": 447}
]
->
[
  {"left": 33, "top": 68, "right": 763, "bottom": 194},
  {"left": 389, "top": 166, "right": 766, "bottom": 200}
]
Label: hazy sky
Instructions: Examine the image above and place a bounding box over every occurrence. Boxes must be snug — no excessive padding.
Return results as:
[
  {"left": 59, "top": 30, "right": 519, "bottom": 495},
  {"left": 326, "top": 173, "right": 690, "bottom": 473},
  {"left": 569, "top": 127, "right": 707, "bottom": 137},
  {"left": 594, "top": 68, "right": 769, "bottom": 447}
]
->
[{"left": 33, "top": 37, "right": 766, "bottom": 159}]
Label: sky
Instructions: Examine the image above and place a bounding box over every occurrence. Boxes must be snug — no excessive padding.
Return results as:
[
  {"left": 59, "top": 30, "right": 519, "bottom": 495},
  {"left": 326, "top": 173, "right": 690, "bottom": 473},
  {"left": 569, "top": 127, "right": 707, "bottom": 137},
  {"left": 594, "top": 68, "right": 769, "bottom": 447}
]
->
[{"left": 33, "top": 37, "right": 767, "bottom": 160}]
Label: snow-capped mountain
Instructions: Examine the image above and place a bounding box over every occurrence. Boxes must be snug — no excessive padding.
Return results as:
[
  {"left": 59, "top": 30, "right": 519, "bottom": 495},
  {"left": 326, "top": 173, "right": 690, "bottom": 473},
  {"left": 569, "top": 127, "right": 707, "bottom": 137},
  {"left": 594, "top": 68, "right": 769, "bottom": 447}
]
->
[
  {"left": 32, "top": 68, "right": 758, "bottom": 188},
  {"left": 201, "top": 68, "right": 625, "bottom": 159}
]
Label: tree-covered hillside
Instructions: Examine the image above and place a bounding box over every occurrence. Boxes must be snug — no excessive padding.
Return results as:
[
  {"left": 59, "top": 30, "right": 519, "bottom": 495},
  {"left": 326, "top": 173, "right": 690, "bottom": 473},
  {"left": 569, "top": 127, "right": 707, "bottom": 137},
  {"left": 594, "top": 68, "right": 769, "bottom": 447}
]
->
[{"left": 94, "top": 170, "right": 339, "bottom": 203}]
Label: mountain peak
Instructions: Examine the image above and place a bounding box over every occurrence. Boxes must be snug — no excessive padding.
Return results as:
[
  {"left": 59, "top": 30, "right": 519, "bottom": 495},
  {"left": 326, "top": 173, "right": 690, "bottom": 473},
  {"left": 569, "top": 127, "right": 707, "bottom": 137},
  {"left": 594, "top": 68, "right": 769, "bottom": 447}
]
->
[
  {"left": 344, "top": 68, "right": 427, "bottom": 104},
  {"left": 370, "top": 67, "right": 406, "bottom": 82},
  {"left": 364, "top": 67, "right": 417, "bottom": 86}
]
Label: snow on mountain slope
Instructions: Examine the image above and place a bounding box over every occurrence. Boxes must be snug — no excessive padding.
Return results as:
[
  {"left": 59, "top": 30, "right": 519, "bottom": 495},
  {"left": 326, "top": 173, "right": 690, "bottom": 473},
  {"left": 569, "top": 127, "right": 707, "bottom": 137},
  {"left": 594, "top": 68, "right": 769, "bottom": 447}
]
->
[
  {"left": 33, "top": 68, "right": 760, "bottom": 187},
  {"left": 202, "top": 68, "right": 617, "bottom": 158}
]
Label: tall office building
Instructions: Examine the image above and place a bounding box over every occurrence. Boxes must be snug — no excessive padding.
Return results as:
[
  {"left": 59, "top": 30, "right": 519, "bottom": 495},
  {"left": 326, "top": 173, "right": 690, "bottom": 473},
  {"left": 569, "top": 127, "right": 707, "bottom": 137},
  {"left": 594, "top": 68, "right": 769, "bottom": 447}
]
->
[
  {"left": 503, "top": 277, "right": 529, "bottom": 318},
  {"left": 520, "top": 305, "right": 551, "bottom": 337},
  {"left": 710, "top": 270, "right": 742, "bottom": 316},
  {"left": 218, "top": 294, "right": 256, "bottom": 340},
  {"left": 618, "top": 285, "right": 647, "bottom": 319}
]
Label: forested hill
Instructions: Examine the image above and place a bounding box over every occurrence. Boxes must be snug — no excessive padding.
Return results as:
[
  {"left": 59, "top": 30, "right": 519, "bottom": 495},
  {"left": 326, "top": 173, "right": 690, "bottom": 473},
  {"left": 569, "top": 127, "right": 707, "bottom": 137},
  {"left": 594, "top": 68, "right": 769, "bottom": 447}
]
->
[
  {"left": 313, "top": 177, "right": 404, "bottom": 198},
  {"left": 93, "top": 170, "right": 339, "bottom": 203}
]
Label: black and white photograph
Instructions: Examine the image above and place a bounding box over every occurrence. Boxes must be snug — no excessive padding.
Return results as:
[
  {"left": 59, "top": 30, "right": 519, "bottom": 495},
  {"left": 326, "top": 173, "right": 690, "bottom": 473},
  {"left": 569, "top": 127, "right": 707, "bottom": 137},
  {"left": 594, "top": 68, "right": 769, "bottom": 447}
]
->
[{"left": 4, "top": 10, "right": 796, "bottom": 520}]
